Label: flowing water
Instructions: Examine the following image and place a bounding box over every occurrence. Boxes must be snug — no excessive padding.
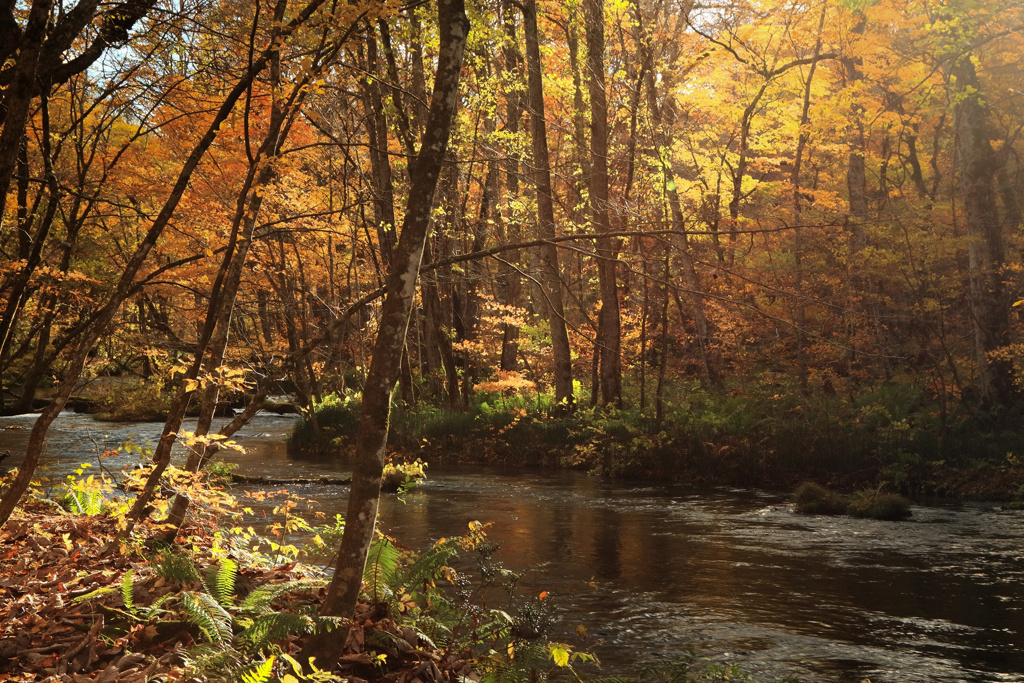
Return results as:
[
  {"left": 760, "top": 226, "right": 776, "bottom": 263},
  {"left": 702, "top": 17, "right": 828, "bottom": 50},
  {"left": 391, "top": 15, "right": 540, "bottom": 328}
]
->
[{"left": 1, "top": 411, "right": 1023, "bottom": 682}]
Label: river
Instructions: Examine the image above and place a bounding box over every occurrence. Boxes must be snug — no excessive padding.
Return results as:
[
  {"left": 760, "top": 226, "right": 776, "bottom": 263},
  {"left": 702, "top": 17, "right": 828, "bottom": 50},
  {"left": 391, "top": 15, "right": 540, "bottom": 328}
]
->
[{"left": 1, "top": 410, "right": 1022, "bottom": 682}]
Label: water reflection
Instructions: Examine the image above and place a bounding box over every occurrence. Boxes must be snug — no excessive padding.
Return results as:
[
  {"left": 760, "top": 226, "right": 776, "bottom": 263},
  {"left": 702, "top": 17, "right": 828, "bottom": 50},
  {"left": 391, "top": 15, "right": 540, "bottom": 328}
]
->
[{"left": 374, "top": 470, "right": 1024, "bottom": 682}]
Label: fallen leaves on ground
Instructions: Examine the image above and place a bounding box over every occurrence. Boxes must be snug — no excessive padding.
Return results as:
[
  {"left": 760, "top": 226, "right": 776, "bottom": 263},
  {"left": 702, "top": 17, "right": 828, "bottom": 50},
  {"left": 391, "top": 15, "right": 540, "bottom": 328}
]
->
[{"left": 0, "top": 502, "right": 478, "bottom": 682}]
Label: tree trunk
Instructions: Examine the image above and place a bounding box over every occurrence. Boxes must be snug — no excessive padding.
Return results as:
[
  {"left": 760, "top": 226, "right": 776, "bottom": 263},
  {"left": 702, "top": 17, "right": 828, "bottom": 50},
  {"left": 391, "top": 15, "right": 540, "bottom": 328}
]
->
[
  {"left": 363, "top": 29, "right": 398, "bottom": 271},
  {"left": 497, "top": 0, "right": 525, "bottom": 371},
  {"left": 789, "top": 7, "right": 825, "bottom": 393},
  {"left": 301, "top": 0, "right": 468, "bottom": 665},
  {"left": 523, "top": 0, "right": 574, "bottom": 409},
  {"left": 842, "top": 15, "right": 892, "bottom": 381},
  {"left": 635, "top": 15, "right": 714, "bottom": 385},
  {"left": 584, "top": 0, "right": 622, "bottom": 407},
  {"left": 954, "top": 56, "right": 1015, "bottom": 410}
]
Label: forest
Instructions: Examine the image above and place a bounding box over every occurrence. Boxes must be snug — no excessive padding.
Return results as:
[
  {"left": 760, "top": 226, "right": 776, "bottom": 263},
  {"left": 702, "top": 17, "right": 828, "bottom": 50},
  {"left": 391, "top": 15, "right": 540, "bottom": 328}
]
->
[{"left": 1, "top": 0, "right": 1024, "bottom": 680}]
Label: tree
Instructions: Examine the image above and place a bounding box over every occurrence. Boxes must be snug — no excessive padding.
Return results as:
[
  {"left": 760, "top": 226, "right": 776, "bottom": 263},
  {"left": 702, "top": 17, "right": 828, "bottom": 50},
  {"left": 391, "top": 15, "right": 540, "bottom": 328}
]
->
[
  {"left": 0, "top": 0, "right": 336, "bottom": 529},
  {"left": 584, "top": 0, "right": 623, "bottom": 406},
  {"left": 954, "top": 55, "right": 1016, "bottom": 409},
  {"left": 523, "top": 0, "right": 574, "bottom": 409},
  {"left": 300, "top": 0, "right": 469, "bottom": 664}
]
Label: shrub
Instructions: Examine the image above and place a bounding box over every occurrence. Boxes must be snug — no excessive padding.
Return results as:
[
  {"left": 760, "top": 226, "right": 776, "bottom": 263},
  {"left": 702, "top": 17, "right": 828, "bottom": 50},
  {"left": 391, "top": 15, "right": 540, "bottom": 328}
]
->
[
  {"left": 93, "top": 378, "right": 173, "bottom": 421},
  {"left": 58, "top": 463, "right": 113, "bottom": 515},
  {"left": 793, "top": 482, "right": 912, "bottom": 520},
  {"left": 381, "top": 458, "right": 427, "bottom": 493}
]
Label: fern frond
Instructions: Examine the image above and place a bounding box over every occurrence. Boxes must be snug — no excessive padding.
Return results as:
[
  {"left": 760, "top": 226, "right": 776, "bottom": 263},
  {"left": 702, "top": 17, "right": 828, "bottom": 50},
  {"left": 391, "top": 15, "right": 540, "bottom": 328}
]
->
[
  {"left": 178, "top": 644, "right": 247, "bottom": 681},
  {"left": 401, "top": 536, "right": 461, "bottom": 590},
  {"left": 143, "top": 591, "right": 176, "bottom": 616},
  {"left": 408, "top": 624, "right": 438, "bottom": 651},
  {"left": 121, "top": 569, "right": 135, "bottom": 612},
  {"left": 240, "top": 655, "right": 276, "bottom": 683},
  {"left": 363, "top": 536, "right": 401, "bottom": 603},
  {"left": 181, "top": 591, "right": 234, "bottom": 643},
  {"left": 240, "top": 613, "right": 315, "bottom": 650},
  {"left": 238, "top": 578, "right": 325, "bottom": 614},
  {"left": 156, "top": 549, "right": 201, "bottom": 584},
  {"left": 204, "top": 558, "right": 237, "bottom": 606},
  {"left": 314, "top": 615, "right": 347, "bottom": 633},
  {"left": 409, "top": 613, "right": 453, "bottom": 649}
]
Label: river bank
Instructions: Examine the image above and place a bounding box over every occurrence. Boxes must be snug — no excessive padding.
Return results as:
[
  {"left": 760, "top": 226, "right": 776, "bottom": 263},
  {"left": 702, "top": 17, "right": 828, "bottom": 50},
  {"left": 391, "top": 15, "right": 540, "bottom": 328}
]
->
[
  {"left": 289, "top": 391, "right": 1024, "bottom": 501},
  {"left": 16, "top": 374, "right": 1024, "bottom": 500}
]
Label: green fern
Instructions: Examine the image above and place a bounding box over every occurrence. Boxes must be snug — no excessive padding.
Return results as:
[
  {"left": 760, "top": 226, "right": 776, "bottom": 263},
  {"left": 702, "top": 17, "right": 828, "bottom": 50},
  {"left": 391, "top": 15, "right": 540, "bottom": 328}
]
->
[
  {"left": 478, "top": 642, "right": 550, "bottom": 683},
  {"left": 239, "top": 655, "right": 276, "bottom": 683},
  {"left": 156, "top": 548, "right": 201, "bottom": 584},
  {"left": 144, "top": 591, "right": 176, "bottom": 617},
  {"left": 401, "top": 536, "right": 461, "bottom": 590},
  {"left": 181, "top": 590, "right": 234, "bottom": 643},
  {"left": 238, "top": 577, "right": 325, "bottom": 613},
  {"left": 313, "top": 614, "right": 347, "bottom": 634},
  {"left": 363, "top": 536, "right": 401, "bottom": 603},
  {"left": 409, "top": 611, "right": 454, "bottom": 649},
  {"left": 240, "top": 613, "right": 315, "bottom": 650},
  {"left": 179, "top": 644, "right": 247, "bottom": 681},
  {"left": 121, "top": 569, "right": 136, "bottom": 613},
  {"left": 204, "top": 558, "right": 238, "bottom": 606}
]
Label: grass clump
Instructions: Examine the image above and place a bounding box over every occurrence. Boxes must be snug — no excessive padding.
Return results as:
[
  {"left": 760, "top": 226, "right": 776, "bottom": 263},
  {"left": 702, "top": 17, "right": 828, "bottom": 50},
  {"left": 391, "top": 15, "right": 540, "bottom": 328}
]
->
[
  {"left": 793, "top": 482, "right": 850, "bottom": 516},
  {"left": 847, "top": 489, "right": 913, "bottom": 520},
  {"left": 794, "top": 482, "right": 912, "bottom": 520}
]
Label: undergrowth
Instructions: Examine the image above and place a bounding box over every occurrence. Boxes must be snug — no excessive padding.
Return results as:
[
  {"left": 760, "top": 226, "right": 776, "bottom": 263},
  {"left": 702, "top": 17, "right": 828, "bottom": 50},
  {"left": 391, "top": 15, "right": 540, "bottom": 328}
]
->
[
  {"left": 3, "top": 453, "right": 599, "bottom": 683},
  {"left": 289, "top": 377, "right": 1024, "bottom": 497}
]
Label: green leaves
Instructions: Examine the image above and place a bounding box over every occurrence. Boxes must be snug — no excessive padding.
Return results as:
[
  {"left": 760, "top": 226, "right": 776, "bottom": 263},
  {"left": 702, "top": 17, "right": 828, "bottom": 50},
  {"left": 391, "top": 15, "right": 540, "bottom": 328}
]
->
[
  {"left": 204, "top": 558, "right": 238, "bottom": 606},
  {"left": 240, "top": 656, "right": 276, "bottom": 683},
  {"left": 364, "top": 536, "right": 402, "bottom": 603},
  {"left": 181, "top": 591, "right": 234, "bottom": 643},
  {"left": 121, "top": 569, "right": 136, "bottom": 613}
]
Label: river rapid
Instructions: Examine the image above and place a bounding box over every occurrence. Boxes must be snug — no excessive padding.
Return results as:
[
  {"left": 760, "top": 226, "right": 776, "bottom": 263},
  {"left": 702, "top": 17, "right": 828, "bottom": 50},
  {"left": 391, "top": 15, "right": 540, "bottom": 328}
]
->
[{"left": 1, "top": 410, "right": 1023, "bottom": 682}]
